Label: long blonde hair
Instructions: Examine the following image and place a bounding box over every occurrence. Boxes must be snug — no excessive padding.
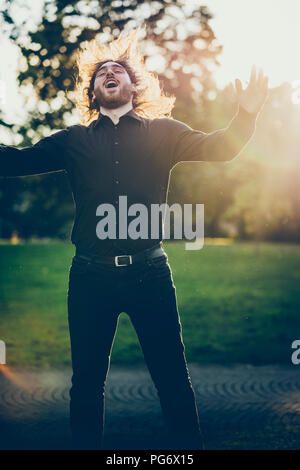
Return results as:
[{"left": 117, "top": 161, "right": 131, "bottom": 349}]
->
[{"left": 74, "top": 25, "right": 176, "bottom": 125}]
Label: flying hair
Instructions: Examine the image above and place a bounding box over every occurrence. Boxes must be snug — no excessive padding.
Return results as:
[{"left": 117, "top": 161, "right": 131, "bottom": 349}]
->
[{"left": 74, "top": 25, "right": 176, "bottom": 125}]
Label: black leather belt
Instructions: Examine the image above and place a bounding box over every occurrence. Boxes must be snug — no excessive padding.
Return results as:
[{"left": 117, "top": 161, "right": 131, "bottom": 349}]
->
[{"left": 75, "top": 243, "right": 166, "bottom": 267}]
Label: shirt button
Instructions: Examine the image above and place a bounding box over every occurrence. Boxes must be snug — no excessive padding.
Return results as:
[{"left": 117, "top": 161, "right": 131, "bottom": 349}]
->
[
  {"left": 114, "top": 141, "right": 119, "bottom": 145},
  {"left": 115, "top": 160, "right": 119, "bottom": 164},
  {"left": 115, "top": 180, "right": 119, "bottom": 184}
]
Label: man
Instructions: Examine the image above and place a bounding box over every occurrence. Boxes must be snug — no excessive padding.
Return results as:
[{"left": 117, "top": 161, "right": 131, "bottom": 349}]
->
[{"left": 0, "top": 28, "right": 268, "bottom": 450}]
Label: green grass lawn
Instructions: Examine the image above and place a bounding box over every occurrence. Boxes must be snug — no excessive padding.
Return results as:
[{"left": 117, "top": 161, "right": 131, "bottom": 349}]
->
[{"left": 0, "top": 241, "right": 299, "bottom": 368}]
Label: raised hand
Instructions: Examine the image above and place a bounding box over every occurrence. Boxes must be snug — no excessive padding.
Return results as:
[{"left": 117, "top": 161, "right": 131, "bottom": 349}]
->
[{"left": 234, "top": 65, "right": 269, "bottom": 115}]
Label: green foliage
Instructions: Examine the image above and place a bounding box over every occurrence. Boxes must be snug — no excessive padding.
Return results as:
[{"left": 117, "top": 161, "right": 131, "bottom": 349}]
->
[
  {"left": 0, "top": 0, "right": 221, "bottom": 239},
  {"left": 1, "top": 0, "right": 220, "bottom": 135},
  {"left": 1, "top": 2, "right": 299, "bottom": 242},
  {"left": 169, "top": 83, "right": 300, "bottom": 242}
]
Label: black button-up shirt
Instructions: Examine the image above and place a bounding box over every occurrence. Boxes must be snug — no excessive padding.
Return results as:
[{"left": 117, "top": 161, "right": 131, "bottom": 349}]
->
[{"left": 0, "top": 107, "right": 257, "bottom": 256}]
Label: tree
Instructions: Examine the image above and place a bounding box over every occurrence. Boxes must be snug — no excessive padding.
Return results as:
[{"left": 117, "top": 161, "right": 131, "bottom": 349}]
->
[{"left": 0, "top": 0, "right": 221, "bottom": 239}]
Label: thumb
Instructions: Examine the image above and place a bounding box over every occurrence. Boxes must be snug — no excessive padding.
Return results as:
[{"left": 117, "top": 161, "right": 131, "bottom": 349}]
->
[{"left": 235, "top": 78, "right": 243, "bottom": 97}]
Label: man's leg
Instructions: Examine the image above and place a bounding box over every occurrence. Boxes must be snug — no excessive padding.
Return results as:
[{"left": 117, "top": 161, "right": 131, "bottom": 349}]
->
[
  {"left": 67, "top": 264, "right": 120, "bottom": 449},
  {"left": 126, "top": 265, "right": 204, "bottom": 450}
]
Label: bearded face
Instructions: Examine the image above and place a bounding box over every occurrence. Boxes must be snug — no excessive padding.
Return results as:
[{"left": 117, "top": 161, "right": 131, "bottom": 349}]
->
[{"left": 92, "top": 61, "right": 137, "bottom": 109}]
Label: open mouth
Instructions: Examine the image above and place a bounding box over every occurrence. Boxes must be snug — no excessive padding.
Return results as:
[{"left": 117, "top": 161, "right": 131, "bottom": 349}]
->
[{"left": 105, "top": 79, "right": 119, "bottom": 89}]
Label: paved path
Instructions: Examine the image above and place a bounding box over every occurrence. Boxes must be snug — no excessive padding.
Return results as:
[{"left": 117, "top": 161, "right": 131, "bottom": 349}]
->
[{"left": 0, "top": 363, "right": 300, "bottom": 449}]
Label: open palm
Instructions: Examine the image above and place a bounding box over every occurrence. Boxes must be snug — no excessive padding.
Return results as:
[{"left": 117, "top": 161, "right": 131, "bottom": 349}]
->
[{"left": 234, "top": 65, "right": 269, "bottom": 114}]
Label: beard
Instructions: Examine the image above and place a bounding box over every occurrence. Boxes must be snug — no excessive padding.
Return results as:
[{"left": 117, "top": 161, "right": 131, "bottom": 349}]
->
[{"left": 94, "top": 82, "right": 134, "bottom": 109}]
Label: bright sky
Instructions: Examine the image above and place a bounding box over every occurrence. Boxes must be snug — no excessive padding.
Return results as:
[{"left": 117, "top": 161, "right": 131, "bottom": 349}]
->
[
  {"left": 204, "top": 0, "right": 300, "bottom": 88},
  {"left": 0, "top": 0, "right": 300, "bottom": 124}
]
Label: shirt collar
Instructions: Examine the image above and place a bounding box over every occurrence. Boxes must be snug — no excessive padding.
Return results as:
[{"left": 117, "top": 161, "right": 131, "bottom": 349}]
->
[{"left": 94, "top": 108, "right": 143, "bottom": 127}]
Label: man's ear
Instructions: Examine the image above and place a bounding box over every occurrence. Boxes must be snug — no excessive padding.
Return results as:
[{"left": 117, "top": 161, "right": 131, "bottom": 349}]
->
[{"left": 91, "top": 91, "right": 98, "bottom": 109}]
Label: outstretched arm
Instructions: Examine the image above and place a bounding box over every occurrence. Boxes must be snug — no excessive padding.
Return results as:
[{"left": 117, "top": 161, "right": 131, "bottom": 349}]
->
[
  {"left": 0, "top": 127, "right": 69, "bottom": 177},
  {"left": 169, "top": 66, "right": 269, "bottom": 167}
]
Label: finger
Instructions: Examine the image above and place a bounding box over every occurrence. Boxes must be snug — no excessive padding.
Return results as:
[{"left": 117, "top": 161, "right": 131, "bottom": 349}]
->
[
  {"left": 235, "top": 78, "right": 243, "bottom": 96},
  {"left": 228, "top": 82, "right": 239, "bottom": 102},
  {"left": 259, "top": 76, "right": 269, "bottom": 106},
  {"left": 229, "top": 81, "right": 238, "bottom": 94},
  {"left": 263, "top": 75, "right": 269, "bottom": 91},
  {"left": 257, "top": 68, "right": 264, "bottom": 87},
  {"left": 225, "top": 82, "right": 234, "bottom": 94},
  {"left": 249, "top": 65, "right": 257, "bottom": 86},
  {"left": 262, "top": 76, "right": 269, "bottom": 100},
  {"left": 228, "top": 82, "right": 235, "bottom": 92}
]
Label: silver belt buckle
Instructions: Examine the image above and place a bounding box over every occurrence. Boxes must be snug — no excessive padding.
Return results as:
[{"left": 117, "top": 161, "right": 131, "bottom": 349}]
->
[{"left": 115, "top": 254, "right": 133, "bottom": 267}]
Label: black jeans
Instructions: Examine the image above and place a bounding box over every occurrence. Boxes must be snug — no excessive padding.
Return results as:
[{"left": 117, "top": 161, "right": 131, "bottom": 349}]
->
[{"left": 67, "top": 249, "right": 204, "bottom": 450}]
